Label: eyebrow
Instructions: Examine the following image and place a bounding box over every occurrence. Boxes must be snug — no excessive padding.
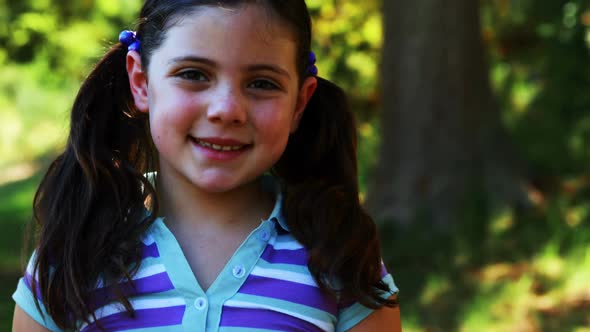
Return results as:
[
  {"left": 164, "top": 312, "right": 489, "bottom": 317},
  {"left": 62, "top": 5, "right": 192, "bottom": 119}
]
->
[
  {"left": 169, "top": 56, "right": 291, "bottom": 79},
  {"left": 169, "top": 56, "right": 215, "bottom": 67},
  {"left": 246, "top": 64, "right": 291, "bottom": 80}
]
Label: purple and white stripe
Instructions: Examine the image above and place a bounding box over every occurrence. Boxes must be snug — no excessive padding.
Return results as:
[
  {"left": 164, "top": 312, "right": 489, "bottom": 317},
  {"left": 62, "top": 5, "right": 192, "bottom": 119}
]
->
[
  {"left": 90, "top": 264, "right": 175, "bottom": 309},
  {"left": 238, "top": 274, "right": 336, "bottom": 313},
  {"left": 222, "top": 299, "right": 334, "bottom": 332},
  {"left": 80, "top": 298, "right": 186, "bottom": 332}
]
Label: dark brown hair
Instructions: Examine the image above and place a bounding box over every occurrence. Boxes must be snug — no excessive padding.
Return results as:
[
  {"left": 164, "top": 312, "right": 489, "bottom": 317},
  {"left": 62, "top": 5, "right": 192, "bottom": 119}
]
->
[{"left": 30, "top": 0, "right": 395, "bottom": 329}]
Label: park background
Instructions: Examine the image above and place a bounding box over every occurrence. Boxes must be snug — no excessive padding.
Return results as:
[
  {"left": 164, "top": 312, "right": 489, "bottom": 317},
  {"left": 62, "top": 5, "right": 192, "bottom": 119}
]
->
[{"left": 0, "top": 0, "right": 589, "bottom": 331}]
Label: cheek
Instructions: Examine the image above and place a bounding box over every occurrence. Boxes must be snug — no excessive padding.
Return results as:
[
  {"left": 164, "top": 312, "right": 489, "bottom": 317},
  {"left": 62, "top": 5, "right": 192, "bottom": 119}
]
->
[
  {"left": 255, "top": 99, "right": 297, "bottom": 129},
  {"left": 148, "top": 115, "right": 169, "bottom": 150},
  {"left": 149, "top": 96, "right": 197, "bottom": 137},
  {"left": 253, "top": 107, "right": 294, "bottom": 156}
]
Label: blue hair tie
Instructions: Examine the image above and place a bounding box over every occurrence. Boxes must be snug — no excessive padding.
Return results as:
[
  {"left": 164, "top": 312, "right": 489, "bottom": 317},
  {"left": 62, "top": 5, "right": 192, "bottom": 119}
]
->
[
  {"left": 119, "top": 30, "right": 141, "bottom": 52},
  {"left": 307, "top": 51, "right": 318, "bottom": 76}
]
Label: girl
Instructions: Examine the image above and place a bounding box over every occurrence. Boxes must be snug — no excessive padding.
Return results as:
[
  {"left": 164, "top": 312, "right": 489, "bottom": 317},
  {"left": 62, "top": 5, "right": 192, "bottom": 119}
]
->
[{"left": 12, "top": 0, "right": 400, "bottom": 331}]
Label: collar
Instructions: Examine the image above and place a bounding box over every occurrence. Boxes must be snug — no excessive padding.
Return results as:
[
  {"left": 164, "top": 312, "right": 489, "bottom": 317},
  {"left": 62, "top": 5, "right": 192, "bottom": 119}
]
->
[{"left": 260, "top": 174, "right": 289, "bottom": 232}]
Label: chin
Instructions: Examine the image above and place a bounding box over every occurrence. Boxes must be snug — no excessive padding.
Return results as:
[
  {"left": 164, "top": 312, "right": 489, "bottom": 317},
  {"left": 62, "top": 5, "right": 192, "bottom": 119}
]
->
[{"left": 192, "top": 177, "right": 245, "bottom": 194}]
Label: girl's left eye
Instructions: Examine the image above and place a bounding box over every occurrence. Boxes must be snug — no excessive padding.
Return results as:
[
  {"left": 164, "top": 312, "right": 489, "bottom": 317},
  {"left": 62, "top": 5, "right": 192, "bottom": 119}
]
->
[{"left": 248, "top": 79, "right": 279, "bottom": 90}]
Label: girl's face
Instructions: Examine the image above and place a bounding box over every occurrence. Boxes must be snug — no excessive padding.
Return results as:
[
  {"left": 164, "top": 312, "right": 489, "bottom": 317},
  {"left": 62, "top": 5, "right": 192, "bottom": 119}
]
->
[{"left": 128, "top": 4, "right": 316, "bottom": 193}]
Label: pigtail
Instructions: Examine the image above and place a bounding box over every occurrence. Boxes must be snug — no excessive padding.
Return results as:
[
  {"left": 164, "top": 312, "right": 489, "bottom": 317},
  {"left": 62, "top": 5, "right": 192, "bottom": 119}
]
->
[
  {"left": 275, "top": 77, "right": 397, "bottom": 309},
  {"left": 30, "top": 42, "right": 159, "bottom": 330}
]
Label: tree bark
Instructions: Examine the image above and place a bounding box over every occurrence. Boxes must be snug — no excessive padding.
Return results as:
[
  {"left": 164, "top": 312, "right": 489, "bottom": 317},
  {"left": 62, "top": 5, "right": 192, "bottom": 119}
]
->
[{"left": 367, "top": 0, "right": 527, "bottom": 227}]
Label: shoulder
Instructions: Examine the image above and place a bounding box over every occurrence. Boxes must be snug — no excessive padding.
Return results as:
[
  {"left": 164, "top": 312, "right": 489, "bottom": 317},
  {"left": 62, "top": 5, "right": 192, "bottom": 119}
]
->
[
  {"left": 346, "top": 295, "right": 401, "bottom": 332},
  {"left": 12, "top": 304, "right": 52, "bottom": 332},
  {"left": 12, "top": 252, "right": 62, "bottom": 331},
  {"left": 335, "top": 262, "right": 400, "bottom": 331},
  {"left": 13, "top": 222, "right": 168, "bottom": 331}
]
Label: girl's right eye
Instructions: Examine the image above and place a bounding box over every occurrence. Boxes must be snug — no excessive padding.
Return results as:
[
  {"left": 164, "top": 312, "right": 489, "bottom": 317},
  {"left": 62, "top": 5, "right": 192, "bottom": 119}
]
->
[{"left": 177, "top": 69, "right": 208, "bottom": 82}]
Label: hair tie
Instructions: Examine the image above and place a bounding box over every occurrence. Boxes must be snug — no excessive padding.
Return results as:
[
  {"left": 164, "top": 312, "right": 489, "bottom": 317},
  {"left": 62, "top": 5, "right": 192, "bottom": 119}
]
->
[
  {"left": 307, "top": 51, "right": 318, "bottom": 76},
  {"left": 119, "top": 30, "right": 141, "bottom": 52}
]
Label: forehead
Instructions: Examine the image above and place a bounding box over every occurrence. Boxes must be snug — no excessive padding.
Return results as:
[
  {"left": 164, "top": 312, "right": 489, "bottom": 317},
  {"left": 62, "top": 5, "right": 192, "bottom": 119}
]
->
[{"left": 152, "top": 4, "right": 298, "bottom": 70}]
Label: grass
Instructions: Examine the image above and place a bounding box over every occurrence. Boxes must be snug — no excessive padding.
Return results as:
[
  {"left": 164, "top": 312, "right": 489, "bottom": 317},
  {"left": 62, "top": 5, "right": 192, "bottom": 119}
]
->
[
  {"left": 0, "top": 163, "right": 43, "bottom": 331},
  {"left": 381, "top": 190, "right": 590, "bottom": 332}
]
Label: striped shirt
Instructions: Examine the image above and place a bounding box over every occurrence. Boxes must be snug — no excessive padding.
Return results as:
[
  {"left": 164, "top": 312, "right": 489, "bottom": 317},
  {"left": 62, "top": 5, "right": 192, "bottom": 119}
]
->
[{"left": 13, "top": 184, "right": 398, "bottom": 331}]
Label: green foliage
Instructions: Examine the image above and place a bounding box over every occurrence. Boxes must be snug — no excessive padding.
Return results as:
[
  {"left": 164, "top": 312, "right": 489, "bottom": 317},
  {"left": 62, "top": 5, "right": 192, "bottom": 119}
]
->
[
  {"left": 0, "top": 169, "right": 41, "bottom": 332},
  {"left": 383, "top": 3, "right": 590, "bottom": 329},
  {"left": 483, "top": 0, "right": 590, "bottom": 177},
  {"left": 382, "top": 188, "right": 590, "bottom": 331},
  {"left": 309, "top": 0, "right": 382, "bottom": 119},
  {"left": 0, "top": 0, "right": 143, "bottom": 167},
  {"left": 0, "top": 63, "right": 73, "bottom": 167},
  {"left": 0, "top": 2, "right": 142, "bottom": 326}
]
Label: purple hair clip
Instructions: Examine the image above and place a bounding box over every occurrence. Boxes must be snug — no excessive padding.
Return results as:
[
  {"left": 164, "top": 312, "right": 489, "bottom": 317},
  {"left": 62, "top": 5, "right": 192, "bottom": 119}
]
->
[
  {"left": 307, "top": 51, "right": 318, "bottom": 76},
  {"left": 119, "top": 30, "right": 141, "bottom": 52}
]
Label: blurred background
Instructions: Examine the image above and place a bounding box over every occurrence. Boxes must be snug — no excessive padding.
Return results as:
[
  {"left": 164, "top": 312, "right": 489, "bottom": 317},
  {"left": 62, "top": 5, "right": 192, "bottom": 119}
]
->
[{"left": 0, "top": 0, "right": 589, "bottom": 331}]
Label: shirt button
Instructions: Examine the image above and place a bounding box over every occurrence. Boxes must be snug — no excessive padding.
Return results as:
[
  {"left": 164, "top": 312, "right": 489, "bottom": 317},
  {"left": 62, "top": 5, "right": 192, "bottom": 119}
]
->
[
  {"left": 194, "top": 297, "right": 207, "bottom": 310},
  {"left": 258, "top": 229, "right": 270, "bottom": 241},
  {"left": 232, "top": 265, "right": 246, "bottom": 278}
]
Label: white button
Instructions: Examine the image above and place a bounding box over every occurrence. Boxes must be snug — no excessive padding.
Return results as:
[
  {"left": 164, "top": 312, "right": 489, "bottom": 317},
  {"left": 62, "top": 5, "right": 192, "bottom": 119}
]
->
[
  {"left": 258, "top": 229, "right": 270, "bottom": 241},
  {"left": 232, "top": 265, "right": 246, "bottom": 278},
  {"left": 194, "top": 297, "right": 207, "bottom": 310}
]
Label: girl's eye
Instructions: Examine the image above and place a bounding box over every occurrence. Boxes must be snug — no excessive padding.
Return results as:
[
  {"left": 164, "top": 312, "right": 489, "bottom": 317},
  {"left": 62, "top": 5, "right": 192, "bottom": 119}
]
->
[
  {"left": 177, "top": 70, "right": 207, "bottom": 81},
  {"left": 248, "top": 79, "right": 279, "bottom": 90}
]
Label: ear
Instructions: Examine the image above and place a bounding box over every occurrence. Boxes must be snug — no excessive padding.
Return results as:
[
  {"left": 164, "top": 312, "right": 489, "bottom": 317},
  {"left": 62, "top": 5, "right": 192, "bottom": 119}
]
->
[
  {"left": 126, "top": 51, "right": 149, "bottom": 113},
  {"left": 291, "top": 76, "right": 317, "bottom": 133}
]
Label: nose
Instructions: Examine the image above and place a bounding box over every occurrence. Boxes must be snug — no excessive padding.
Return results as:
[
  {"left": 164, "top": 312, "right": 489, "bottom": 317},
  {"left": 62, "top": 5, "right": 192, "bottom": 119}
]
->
[{"left": 207, "top": 85, "right": 247, "bottom": 125}]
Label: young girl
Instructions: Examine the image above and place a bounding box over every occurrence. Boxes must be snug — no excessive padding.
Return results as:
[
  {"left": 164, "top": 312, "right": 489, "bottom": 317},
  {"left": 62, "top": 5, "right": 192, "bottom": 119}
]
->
[{"left": 12, "top": 0, "right": 400, "bottom": 331}]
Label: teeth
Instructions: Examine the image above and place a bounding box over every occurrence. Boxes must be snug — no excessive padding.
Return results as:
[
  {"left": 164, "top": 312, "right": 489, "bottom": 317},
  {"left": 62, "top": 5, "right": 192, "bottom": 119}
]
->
[{"left": 197, "top": 140, "right": 243, "bottom": 151}]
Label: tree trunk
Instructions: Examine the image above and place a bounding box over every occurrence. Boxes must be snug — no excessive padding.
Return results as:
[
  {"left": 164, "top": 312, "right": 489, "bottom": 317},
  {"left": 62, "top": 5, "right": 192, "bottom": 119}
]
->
[{"left": 367, "top": 0, "right": 527, "bottom": 227}]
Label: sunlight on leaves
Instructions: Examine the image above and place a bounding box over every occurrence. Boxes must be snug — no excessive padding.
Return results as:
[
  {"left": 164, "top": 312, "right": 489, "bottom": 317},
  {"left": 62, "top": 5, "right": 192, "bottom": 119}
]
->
[
  {"left": 56, "top": 21, "right": 108, "bottom": 60},
  {"left": 490, "top": 62, "right": 511, "bottom": 91},
  {"left": 346, "top": 52, "right": 377, "bottom": 81},
  {"left": 97, "top": 0, "right": 125, "bottom": 17},
  {"left": 511, "top": 80, "right": 540, "bottom": 113},
  {"left": 562, "top": 247, "right": 590, "bottom": 297},
  {"left": 363, "top": 14, "right": 382, "bottom": 48},
  {"left": 0, "top": 109, "right": 23, "bottom": 168},
  {"left": 12, "top": 30, "right": 30, "bottom": 47},
  {"left": 419, "top": 275, "right": 450, "bottom": 305},
  {"left": 480, "top": 263, "right": 529, "bottom": 282},
  {"left": 562, "top": 2, "right": 579, "bottom": 29},
  {"left": 306, "top": 0, "right": 323, "bottom": 10},
  {"left": 565, "top": 205, "right": 587, "bottom": 227},
  {"left": 489, "top": 208, "right": 514, "bottom": 234},
  {"left": 96, "top": 0, "right": 142, "bottom": 20},
  {"left": 536, "top": 23, "right": 557, "bottom": 38},
  {"left": 16, "top": 12, "right": 57, "bottom": 33},
  {"left": 534, "top": 242, "right": 564, "bottom": 280},
  {"left": 359, "top": 122, "right": 375, "bottom": 139},
  {"left": 461, "top": 276, "right": 536, "bottom": 332}
]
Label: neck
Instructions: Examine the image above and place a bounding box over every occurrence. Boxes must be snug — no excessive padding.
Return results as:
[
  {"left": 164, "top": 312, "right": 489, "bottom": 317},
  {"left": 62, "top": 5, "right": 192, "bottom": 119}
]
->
[{"left": 156, "top": 172, "right": 274, "bottom": 233}]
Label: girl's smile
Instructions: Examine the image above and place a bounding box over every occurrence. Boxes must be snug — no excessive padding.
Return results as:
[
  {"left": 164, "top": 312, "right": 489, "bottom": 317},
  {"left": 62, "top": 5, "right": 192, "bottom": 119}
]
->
[{"left": 190, "top": 136, "right": 252, "bottom": 162}]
